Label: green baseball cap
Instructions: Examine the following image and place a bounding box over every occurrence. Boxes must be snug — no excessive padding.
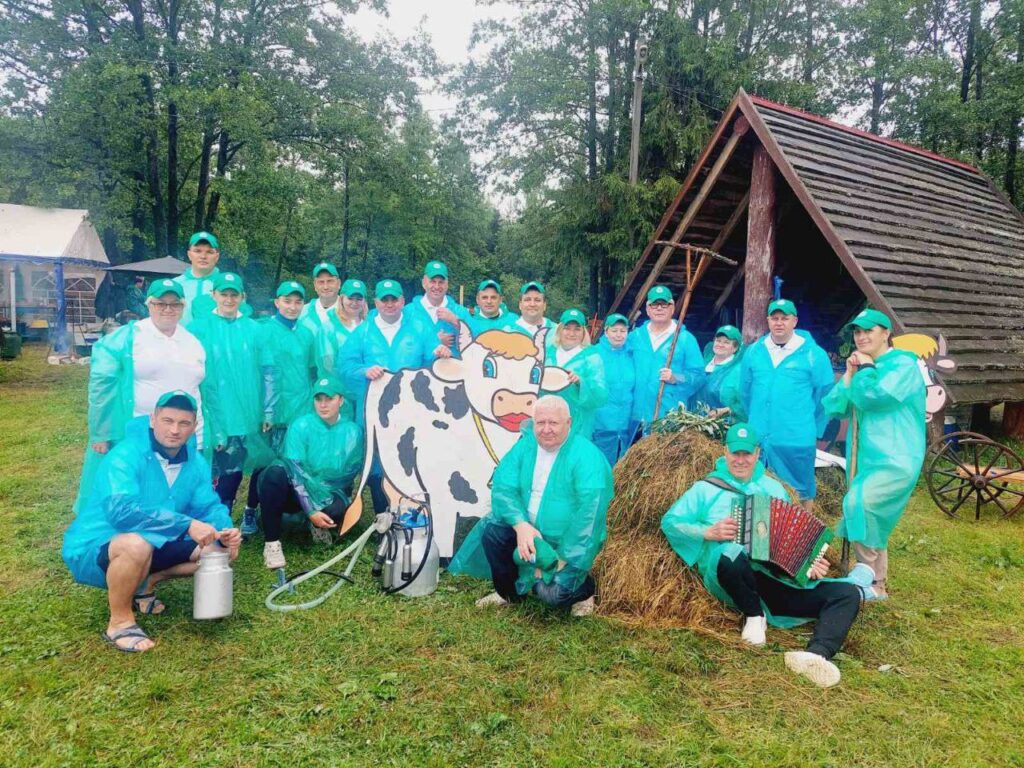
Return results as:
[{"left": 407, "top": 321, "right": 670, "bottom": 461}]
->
[
  {"left": 312, "top": 262, "right": 339, "bottom": 279},
  {"left": 155, "top": 389, "right": 197, "bottom": 413},
  {"left": 847, "top": 308, "right": 892, "bottom": 331},
  {"left": 725, "top": 423, "right": 760, "bottom": 453},
  {"left": 375, "top": 279, "right": 403, "bottom": 300},
  {"left": 560, "top": 308, "right": 586, "bottom": 326},
  {"left": 605, "top": 313, "right": 629, "bottom": 327},
  {"left": 212, "top": 272, "right": 244, "bottom": 293},
  {"left": 146, "top": 279, "right": 184, "bottom": 301},
  {"left": 520, "top": 280, "right": 545, "bottom": 295},
  {"left": 188, "top": 231, "right": 219, "bottom": 249},
  {"left": 341, "top": 278, "right": 367, "bottom": 298},
  {"left": 714, "top": 324, "right": 742, "bottom": 343},
  {"left": 647, "top": 285, "right": 673, "bottom": 304},
  {"left": 312, "top": 375, "right": 344, "bottom": 398},
  {"left": 276, "top": 280, "right": 306, "bottom": 299},
  {"left": 478, "top": 279, "right": 501, "bottom": 293},
  {"left": 767, "top": 299, "right": 798, "bottom": 316},
  {"left": 424, "top": 261, "right": 449, "bottom": 279}
]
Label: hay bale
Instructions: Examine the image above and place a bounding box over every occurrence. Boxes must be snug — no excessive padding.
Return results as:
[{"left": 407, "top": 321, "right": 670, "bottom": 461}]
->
[
  {"left": 815, "top": 464, "right": 847, "bottom": 524},
  {"left": 595, "top": 431, "right": 734, "bottom": 629}
]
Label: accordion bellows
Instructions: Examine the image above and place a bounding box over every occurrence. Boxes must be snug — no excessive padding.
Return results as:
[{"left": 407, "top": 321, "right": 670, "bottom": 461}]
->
[{"left": 731, "top": 496, "right": 833, "bottom": 586}]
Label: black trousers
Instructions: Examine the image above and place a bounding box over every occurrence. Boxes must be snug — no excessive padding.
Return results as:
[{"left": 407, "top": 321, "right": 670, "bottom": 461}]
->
[
  {"left": 256, "top": 465, "right": 346, "bottom": 542},
  {"left": 716, "top": 553, "right": 860, "bottom": 660},
  {"left": 481, "top": 523, "right": 595, "bottom": 608}
]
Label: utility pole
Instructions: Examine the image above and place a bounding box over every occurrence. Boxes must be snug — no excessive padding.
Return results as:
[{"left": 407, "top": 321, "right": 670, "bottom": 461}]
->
[{"left": 628, "top": 40, "right": 650, "bottom": 185}]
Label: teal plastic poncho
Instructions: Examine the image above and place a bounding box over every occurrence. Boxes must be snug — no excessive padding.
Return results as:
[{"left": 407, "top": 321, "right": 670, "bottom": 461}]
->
[
  {"left": 739, "top": 331, "right": 834, "bottom": 500},
  {"left": 628, "top": 323, "right": 705, "bottom": 427},
  {"left": 404, "top": 295, "right": 472, "bottom": 354},
  {"left": 823, "top": 348, "right": 926, "bottom": 548},
  {"left": 63, "top": 416, "right": 232, "bottom": 589},
  {"left": 336, "top": 312, "right": 437, "bottom": 423},
  {"left": 697, "top": 348, "right": 745, "bottom": 419},
  {"left": 187, "top": 313, "right": 267, "bottom": 449},
  {"left": 259, "top": 315, "right": 318, "bottom": 428},
  {"left": 172, "top": 267, "right": 252, "bottom": 324},
  {"left": 298, "top": 298, "right": 335, "bottom": 336},
  {"left": 275, "top": 411, "right": 364, "bottom": 512},
  {"left": 316, "top": 312, "right": 361, "bottom": 378},
  {"left": 449, "top": 429, "right": 613, "bottom": 594},
  {"left": 592, "top": 335, "right": 637, "bottom": 465},
  {"left": 504, "top": 316, "right": 555, "bottom": 337},
  {"left": 468, "top": 305, "right": 518, "bottom": 335},
  {"left": 661, "top": 457, "right": 859, "bottom": 627},
  {"left": 543, "top": 343, "right": 608, "bottom": 439}
]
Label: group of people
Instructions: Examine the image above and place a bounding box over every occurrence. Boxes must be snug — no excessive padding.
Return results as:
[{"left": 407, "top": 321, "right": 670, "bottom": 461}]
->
[{"left": 62, "top": 230, "right": 928, "bottom": 689}]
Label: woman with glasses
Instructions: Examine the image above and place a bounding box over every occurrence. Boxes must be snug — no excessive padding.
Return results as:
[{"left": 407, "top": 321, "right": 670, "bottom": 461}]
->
[{"left": 74, "top": 279, "right": 207, "bottom": 513}]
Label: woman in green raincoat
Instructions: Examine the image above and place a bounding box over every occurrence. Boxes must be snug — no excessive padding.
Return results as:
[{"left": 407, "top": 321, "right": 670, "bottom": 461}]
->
[
  {"left": 661, "top": 422, "right": 873, "bottom": 688},
  {"left": 698, "top": 324, "right": 745, "bottom": 420},
  {"left": 316, "top": 278, "right": 368, "bottom": 378},
  {"left": 823, "top": 308, "right": 926, "bottom": 600},
  {"left": 187, "top": 272, "right": 270, "bottom": 510},
  {"left": 542, "top": 308, "right": 608, "bottom": 439}
]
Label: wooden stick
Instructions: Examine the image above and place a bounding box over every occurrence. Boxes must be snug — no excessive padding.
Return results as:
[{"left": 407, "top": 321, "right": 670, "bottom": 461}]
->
[{"left": 840, "top": 406, "right": 859, "bottom": 574}]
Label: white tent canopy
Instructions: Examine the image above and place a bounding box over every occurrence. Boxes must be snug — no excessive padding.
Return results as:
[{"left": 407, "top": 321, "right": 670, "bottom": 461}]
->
[{"left": 0, "top": 203, "right": 109, "bottom": 265}]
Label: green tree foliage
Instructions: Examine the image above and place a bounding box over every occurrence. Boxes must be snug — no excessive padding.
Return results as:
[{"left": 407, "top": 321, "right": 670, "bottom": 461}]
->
[{"left": 0, "top": 0, "right": 496, "bottom": 308}]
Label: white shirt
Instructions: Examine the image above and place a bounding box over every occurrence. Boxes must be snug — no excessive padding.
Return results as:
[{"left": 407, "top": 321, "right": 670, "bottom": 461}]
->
[
  {"left": 765, "top": 333, "right": 805, "bottom": 367},
  {"left": 647, "top": 320, "right": 676, "bottom": 350},
  {"left": 132, "top": 318, "right": 206, "bottom": 444},
  {"left": 516, "top": 317, "right": 546, "bottom": 335},
  {"left": 374, "top": 313, "right": 403, "bottom": 345},
  {"left": 705, "top": 354, "right": 735, "bottom": 374},
  {"left": 420, "top": 295, "right": 448, "bottom": 325},
  {"left": 155, "top": 453, "right": 184, "bottom": 488},
  {"left": 315, "top": 298, "right": 337, "bottom": 326},
  {"left": 527, "top": 446, "right": 561, "bottom": 524},
  {"left": 555, "top": 346, "right": 583, "bottom": 367}
]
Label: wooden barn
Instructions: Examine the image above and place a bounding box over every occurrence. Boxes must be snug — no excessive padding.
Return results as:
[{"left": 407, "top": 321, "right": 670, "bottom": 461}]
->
[{"left": 611, "top": 88, "right": 1024, "bottom": 421}]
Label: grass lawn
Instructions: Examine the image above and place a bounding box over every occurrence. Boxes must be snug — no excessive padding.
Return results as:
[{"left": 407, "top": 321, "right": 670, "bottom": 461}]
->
[{"left": 2, "top": 344, "right": 1023, "bottom": 767}]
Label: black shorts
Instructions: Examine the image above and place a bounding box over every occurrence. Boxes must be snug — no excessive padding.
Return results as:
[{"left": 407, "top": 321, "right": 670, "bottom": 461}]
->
[{"left": 96, "top": 537, "right": 198, "bottom": 574}]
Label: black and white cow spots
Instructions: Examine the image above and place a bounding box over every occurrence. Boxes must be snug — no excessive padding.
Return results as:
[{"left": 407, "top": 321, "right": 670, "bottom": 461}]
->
[
  {"left": 379, "top": 372, "right": 404, "bottom": 428},
  {"left": 448, "top": 471, "right": 479, "bottom": 504},
  {"left": 412, "top": 371, "right": 440, "bottom": 412},
  {"left": 432, "top": 420, "right": 449, "bottom": 430},
  {"left": 442, "top": 384, "right": 470, "bottom": 419},
  {"left": 398, "top": 426, "right": 417, "bottom": 477}
]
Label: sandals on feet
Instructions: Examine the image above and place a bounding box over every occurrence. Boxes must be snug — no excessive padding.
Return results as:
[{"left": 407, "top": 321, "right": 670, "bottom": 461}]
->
[
  {"left": 101, "top": 624, "right": 153, "bottom": 653},
  {"left": 133, "top": 592, "right": 166, "bottom": 615}
]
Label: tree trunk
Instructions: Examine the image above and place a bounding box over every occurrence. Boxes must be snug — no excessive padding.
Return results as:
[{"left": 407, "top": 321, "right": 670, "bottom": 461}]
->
[
  {"left": 274, "top": 205, "right": 294, "bottom": 284},
  {"left": 341, "top": 159, "right": 351, "bottom": 273},
  {"left": 205, "top": 130, "right": 230, "bottom": 226},
  {"left": 870, "top": 77, "right": 883, "bottom": 134},
  {"left": 361, "top": 213, "right": 373, "bottom": 272},
  {"left": 802, "top": 0, "right": 815, "bottom": 84},
  {"left": 126, "top": 0, "right": 167, "bottom": 257},
  {"left": 193, "top": 129, "right": 215, "bottom": 230},
  {"left": 961, "top": 0, "right": 980, "bottom": 103}
]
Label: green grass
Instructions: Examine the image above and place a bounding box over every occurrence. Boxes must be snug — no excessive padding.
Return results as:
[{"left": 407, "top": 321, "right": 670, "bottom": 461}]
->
[{"left": 2, "top": 344, "right": 1023, "bottom": 767}]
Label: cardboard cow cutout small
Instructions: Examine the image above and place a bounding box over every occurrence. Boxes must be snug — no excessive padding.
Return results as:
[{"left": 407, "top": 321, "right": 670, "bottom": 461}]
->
[
  {"left": 342, "top": 322, "right": 570, "bottom": 558},
  {"left": 892, "top": 333, "right": 958, "bottom": 422}
]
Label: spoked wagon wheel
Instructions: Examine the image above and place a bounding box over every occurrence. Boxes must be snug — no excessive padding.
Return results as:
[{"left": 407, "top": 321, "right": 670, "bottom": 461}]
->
[{"left": 926, "top": 431, "right": 1024, "bottom": 521}]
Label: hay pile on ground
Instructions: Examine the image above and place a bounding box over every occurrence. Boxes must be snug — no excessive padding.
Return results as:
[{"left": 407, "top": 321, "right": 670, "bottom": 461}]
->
[
  {"left": 815, "top": 464, "right": 847, "bottom": 524},
  {"left": 594, "top": 429, "right": 734, "bottom": 630}
]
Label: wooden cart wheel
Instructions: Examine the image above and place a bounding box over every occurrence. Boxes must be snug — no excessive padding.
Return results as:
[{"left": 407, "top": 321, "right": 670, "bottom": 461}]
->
[{"left": 926, "top": 431, "right": 1024, "bottom": 521}]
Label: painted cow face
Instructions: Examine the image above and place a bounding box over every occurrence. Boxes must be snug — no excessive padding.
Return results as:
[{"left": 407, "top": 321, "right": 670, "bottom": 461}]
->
[{"left": 432, "top": 323, "right": 570, "bottom": 432}]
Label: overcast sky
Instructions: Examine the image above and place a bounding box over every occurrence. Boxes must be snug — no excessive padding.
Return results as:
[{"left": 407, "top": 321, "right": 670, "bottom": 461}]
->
[{"left": 347, "top": 0, "right": 518, "bottom": 116}]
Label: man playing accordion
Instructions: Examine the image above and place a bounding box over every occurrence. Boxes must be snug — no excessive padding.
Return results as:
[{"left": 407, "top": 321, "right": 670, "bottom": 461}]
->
[{"left": 661, "top": 423, "right": 875, "bottom": 688}]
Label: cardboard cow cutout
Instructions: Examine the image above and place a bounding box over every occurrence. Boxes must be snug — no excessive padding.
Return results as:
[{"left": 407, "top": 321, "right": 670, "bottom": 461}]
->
[
  {"left": 891, "top": 333, "right": 958, "bottom": 423},
  {"left": 342, "top": 322, "right": 571, "bottom": 558}
]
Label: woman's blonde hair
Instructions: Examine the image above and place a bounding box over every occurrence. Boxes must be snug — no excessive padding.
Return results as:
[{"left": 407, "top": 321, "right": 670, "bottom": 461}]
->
[{"left": 554, "top": 322, "right": 592, "bottom": 349}]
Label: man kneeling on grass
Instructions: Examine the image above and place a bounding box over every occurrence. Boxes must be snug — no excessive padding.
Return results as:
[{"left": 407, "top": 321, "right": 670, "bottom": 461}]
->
[
  {"left": 62, "top": 391, "right": 240, "bottom": 653},
  {"left": 449, "top": 395, "right": 613, "bottom": 616},
  {"left": 660, "top": 423, "right": 874, "bottom": 688}
]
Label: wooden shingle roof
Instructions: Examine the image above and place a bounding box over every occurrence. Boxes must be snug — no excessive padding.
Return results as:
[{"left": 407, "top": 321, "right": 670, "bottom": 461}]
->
[{"left": 613, "top": 89, "right": 1024, "bottom": 404}]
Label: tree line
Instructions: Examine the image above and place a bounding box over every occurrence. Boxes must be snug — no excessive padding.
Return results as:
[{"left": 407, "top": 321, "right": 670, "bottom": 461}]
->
[{"left": 1, "top": 0, "right": 1022, "bottom": 313}]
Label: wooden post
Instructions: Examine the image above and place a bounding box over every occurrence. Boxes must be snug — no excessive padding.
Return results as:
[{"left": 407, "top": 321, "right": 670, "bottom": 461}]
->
[
  {"left": 1002, "top": 402, "right": 1024, "bottom": 438},
  {"left": 742, "top": 144, "right": 776, "bottom": 342}
]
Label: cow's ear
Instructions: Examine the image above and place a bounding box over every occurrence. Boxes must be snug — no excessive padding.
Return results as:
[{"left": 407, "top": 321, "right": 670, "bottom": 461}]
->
[
  {"left": 541, "top": 365, "right": 571, "bottom": 392},
  {"left": 937, "top": 333, "right": 948, "bottom": 356},
  {"left": 432, "top": 357, "right": 465, "bottom": 383},
  {"left": 457, "top": 321, "right": 473, "bottom": 353}
]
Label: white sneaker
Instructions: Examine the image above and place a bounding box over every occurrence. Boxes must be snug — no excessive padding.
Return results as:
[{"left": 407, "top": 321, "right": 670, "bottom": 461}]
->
[
  {"left": 570, "top": 596, "right": 596, "bottom": 617},
  {"left": 741, "top": 615, "right": 767, "bottom": 646},
  {"left": 263, "top": 541, "right": 286, "bottom": 570},
  {"left": 785, "top": 651, "right": 841, "bottom": 688},
  {"left": 475, "top": 591, "right": 509, "bottom": 608}
]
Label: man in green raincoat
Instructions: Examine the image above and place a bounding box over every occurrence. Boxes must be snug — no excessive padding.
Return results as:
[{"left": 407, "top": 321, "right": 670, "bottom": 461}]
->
[
  {"left": 173, "top": 231, "right": 221, "bottom": 324},
  {"left": 823, "top": 308, "right": 926, "bottom": 600},
  {"left": 661, "top": 423, "right": 874, "bottom": 688},
  {"left": 187, "top": 272, "right": 269, "bottom": 510},
  {"left": 239, "top": 281, "right": 319, "bottom": 537},
  {"left": 450, "top": 395, "right": 613, "bottom": 617}
]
